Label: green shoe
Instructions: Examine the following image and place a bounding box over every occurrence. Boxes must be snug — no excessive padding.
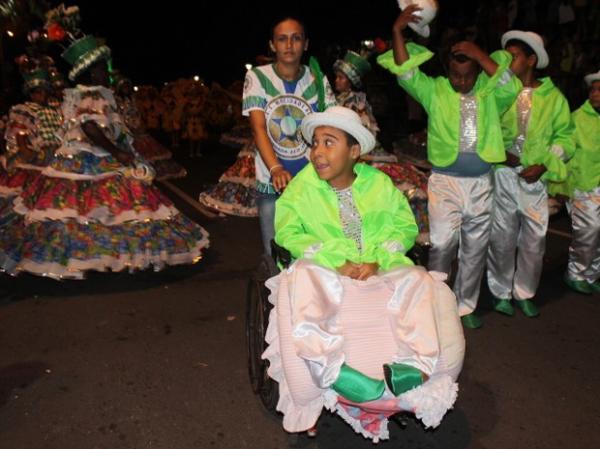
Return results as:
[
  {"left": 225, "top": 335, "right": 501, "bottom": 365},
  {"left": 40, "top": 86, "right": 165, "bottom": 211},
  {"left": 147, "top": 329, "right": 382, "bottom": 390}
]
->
[
  {"left": 564, "top": 275, "right": 593, "bottom": 295},
  {"left": 515, "top": 299, "right": 540, "bottom": 318},
  {"left": 461, "top": 313, "right": 482, "bottom": 329},
  {"left": 493, "top": 297, "right": 515, "bottom": 316},
  {"left": 588, "top": 281, "right": 600, "bottom": 294},
  {"left": 332, "top": 363, "right": 385, "bottom": 403},
  {"left": 383, "top": 363, "right": 425, "bottom": 396}
]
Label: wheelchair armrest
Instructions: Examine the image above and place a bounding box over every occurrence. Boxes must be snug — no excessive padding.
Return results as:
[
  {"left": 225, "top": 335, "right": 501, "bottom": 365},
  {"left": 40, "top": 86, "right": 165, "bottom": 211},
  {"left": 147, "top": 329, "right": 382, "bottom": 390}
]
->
[{"left": 270, "top": 240, "right": 292, "bottom": 268}]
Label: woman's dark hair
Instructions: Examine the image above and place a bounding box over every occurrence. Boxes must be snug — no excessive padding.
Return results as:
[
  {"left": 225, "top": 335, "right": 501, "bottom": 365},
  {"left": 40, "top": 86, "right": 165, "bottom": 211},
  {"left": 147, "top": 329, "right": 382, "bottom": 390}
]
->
[{"left": 270, "top": 15, "right": 307, "bottom": 40}]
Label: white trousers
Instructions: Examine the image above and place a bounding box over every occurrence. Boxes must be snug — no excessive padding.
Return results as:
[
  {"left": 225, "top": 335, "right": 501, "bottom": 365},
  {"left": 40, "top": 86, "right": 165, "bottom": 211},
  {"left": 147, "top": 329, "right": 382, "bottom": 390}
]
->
[
  {"left": 487, "top": 167, "right": 548, "bottom": 301},
  {"left": 567, "top": 187, "right": 600, "bottom": 283},
  {"left": 427, "top": 172, "right": 492, "bottom": 316}
]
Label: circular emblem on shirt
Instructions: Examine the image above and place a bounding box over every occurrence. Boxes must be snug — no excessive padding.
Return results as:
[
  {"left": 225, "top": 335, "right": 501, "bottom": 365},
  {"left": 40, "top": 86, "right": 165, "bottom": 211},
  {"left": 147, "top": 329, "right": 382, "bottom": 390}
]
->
[{"left": 264, "top": 94, "right": 313, "bottom": 160}]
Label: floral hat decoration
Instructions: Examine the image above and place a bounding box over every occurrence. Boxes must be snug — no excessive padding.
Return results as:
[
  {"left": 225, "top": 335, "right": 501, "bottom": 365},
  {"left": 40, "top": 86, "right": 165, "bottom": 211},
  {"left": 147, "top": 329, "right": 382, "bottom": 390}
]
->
[{"left": 44, "top": 4, "right": 111, "bottom": 81}]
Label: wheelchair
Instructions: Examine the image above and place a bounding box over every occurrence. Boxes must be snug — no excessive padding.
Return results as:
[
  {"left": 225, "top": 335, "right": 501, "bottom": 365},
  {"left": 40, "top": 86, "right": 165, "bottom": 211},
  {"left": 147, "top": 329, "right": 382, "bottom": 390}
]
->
[{"left": 245, "top": 240, "right": 429, "bottom": 415}]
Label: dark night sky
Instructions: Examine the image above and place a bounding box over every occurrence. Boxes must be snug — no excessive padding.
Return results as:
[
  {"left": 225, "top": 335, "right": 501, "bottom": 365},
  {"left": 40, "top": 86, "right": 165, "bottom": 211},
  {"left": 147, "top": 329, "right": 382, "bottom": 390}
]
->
[
  {"left": 68, "top": 0, "right": 480, "bottom": 85},
  {"left": 2, "top": 1, "right": 481, "bottom": 89}
]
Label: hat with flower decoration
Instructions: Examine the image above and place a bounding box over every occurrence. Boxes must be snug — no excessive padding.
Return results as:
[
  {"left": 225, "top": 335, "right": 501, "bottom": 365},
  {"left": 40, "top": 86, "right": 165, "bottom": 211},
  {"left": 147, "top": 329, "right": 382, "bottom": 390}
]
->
[{"left": 44, "top": 4, "right": 111, "bottom": 81}]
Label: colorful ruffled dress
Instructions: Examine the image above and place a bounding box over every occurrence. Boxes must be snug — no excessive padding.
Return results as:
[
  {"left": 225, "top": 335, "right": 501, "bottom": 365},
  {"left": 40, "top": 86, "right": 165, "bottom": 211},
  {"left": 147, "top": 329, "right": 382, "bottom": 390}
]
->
[
  {"left": 0, "top": 85, "right": 209, "bottom": 279},
  {"left": 198, "top": 140, "right": 257, "bottom": 217},
  {"left": 116, "top": 94, "right": 186, "bottom": 181},
  {"left": 0, "top": 102, "right": 62, "bottom": 197},
  {"left": 338, "top": 91, "right": 430, "bottom": 241}
]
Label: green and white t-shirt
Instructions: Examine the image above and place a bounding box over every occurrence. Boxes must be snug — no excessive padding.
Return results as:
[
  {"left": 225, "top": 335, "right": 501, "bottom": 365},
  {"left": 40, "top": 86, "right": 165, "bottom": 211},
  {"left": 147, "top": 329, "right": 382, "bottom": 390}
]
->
[{"left": 242, "top": 64, "right": 336, "bottom": 193}]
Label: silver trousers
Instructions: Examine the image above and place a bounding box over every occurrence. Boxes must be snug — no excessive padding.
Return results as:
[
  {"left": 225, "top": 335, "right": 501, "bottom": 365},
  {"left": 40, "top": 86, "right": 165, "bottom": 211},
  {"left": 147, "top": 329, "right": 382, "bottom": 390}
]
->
[
  {"left": 567, "top": 187, "right": 600, "bottom": 283},
  {"left": 427, "top": 172, "right": 492, "bottom": 316},
  {"left": 487, "top": 167, "right": 548, "bottom": 301}
]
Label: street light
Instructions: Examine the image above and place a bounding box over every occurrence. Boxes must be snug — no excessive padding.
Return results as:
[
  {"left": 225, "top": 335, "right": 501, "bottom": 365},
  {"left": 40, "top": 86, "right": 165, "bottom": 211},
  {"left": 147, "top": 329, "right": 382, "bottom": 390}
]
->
[
  {"left": 193, "top": 75, "right": 199, "bottom": 82},
  {"left": 133, "top": 86, "right": 139, "bottom": 92},
  {"left": 6, "top": 30, "right": 14, "bottom": 37}
]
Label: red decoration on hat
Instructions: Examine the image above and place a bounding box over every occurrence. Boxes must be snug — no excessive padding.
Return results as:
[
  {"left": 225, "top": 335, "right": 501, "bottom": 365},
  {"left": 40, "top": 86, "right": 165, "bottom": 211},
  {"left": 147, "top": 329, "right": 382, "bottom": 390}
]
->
[
  {"left": 47, "top": 23, "right": 66, "bottom": 41},
  {"left": 374, "top": 38, "right": 388, "bottom": 54}
]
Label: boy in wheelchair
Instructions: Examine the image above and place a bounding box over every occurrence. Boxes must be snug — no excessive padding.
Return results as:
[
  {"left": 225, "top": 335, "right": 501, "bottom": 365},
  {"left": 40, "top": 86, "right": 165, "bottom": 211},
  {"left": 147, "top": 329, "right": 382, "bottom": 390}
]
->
[{"left": 263, "top": 106, "right": 465, "bottom": 441}]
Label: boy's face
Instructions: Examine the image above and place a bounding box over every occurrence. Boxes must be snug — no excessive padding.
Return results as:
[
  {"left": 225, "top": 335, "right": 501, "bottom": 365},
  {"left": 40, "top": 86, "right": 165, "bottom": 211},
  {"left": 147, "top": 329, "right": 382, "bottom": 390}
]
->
[
  {"left": 448, "top": 60, "right": 479, "bottom": 94},
  {"left": 589, "top": 81, "right": 600, "bottom": 110},
  {"left": 270, "top": 19, "right": 307, "bottom": 65},
  {"left": 334, "top": 71, "right": 352, "bottom": 94},
  {"left": 310, "top": 126, "right": 360, "bottom": 184},
  {"left": 506, "top": 44, "right": 536, "bottom": 78}
]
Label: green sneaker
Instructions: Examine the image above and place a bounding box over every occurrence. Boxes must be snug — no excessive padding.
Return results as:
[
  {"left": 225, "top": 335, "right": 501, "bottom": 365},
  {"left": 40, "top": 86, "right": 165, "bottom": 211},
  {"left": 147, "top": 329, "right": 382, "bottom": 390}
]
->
[
  {"left": 332, "top": 363, "right": 385, "bottom": 403},
  {"left": 515, "top": 299, "right": 540, "bottom": 318},
  {"left": 588, "top": 281, "right": 600, "bottom": 294},
  {"left": 461, "top": 313, "right": 482, "bottom": 329},
  {"left": 493, "top": 298, "right": 515, "bottom": 316},
  {"left": 564, "top": 275, "right": 593, "bottom": 295}
]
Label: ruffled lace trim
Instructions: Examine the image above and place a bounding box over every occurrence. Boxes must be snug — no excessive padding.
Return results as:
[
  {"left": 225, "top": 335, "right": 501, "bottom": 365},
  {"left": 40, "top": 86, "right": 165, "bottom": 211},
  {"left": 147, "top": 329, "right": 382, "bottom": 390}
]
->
[
  {"left": 262, "top": 274, "right": 325, "bottom": 433},
  {"left": 397, "top": 375, "right": 458, "bottom": 429}
]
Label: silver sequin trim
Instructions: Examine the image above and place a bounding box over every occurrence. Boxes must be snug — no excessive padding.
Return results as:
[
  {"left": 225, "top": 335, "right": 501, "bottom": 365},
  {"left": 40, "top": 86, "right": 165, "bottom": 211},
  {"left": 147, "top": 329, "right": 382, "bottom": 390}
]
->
[
  {"left": 333, "top": 186, "right": 363, "bottom": 252},
  {"left": 509, "top": 87, "right": 533, "bottom": 156},
  {"left": 459, "top": 93, "right": 478, "bottom": 153}
]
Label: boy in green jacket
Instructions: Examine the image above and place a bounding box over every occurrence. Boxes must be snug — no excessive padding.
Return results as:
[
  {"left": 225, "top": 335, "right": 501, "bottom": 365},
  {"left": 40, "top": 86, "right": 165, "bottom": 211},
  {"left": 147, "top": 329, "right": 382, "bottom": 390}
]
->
[
  {"left": 269, "top": 106, "right": 462, "bottom": 433},
  {"left": 377, "top": 5, "right": 521, "bottom": 328},
  {"left": 487, "top": 31, "right": 574, "bottom": 318},
  {"left": 557, "top": 71, "right": 600, "bottom": 294}
]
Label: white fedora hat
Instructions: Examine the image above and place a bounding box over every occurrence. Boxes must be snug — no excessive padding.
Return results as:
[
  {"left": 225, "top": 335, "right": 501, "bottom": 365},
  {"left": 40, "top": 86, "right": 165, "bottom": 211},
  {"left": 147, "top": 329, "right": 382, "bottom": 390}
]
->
[
  {"left": 501, "top": 30, "right": 549, "bottom": 69},
  {"left": 584, "top": 70, "right": 600, "bottom": 86},
  {"left": 301, "top": 106, "right": 376, "bottom": 155},
  {"left": 397, "top": 0, "right": 438, "bottom": 38}
]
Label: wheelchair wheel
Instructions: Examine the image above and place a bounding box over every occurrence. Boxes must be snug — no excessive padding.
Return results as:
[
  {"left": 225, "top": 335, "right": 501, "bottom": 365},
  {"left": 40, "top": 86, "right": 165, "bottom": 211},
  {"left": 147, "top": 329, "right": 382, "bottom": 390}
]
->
[{"left": 246, "top": 255, "right": 279, "bottom": 412}]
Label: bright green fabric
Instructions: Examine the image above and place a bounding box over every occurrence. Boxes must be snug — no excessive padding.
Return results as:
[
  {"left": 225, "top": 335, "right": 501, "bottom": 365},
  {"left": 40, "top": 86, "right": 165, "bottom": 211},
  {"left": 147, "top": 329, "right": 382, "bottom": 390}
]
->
[
  {"left": 332, "top": 363, "right": 385, "bottom": 403},
  {"left": 383, "top": 363, "right": 424, "bottom": 396},
  {"left": 377, "top": 45, "right": 521, "bottom": 167},
  {"left": 550, "top": 101, "right": 600, "bottom": 196},
  {"left": 500, "top": 78, "right": 574, "bottom": 182},
  {"left": 274, "top": 163, "right": 418, "bottom": 271}
]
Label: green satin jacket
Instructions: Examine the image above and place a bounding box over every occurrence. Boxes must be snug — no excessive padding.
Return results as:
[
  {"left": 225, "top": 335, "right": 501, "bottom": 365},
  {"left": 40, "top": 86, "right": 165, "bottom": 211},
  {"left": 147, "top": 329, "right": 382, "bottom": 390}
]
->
[
  {"left": 551, "top": 101, "right": 600, "bottom": 196},
  {"left": 377, "top": 44, "right": 521, "bottom": 167},
  {"left": 274, "top": 163, "right": 418, "bottom": 271},
  {"left": 501, "top": 77, "right": 574, "bottom": 182}
]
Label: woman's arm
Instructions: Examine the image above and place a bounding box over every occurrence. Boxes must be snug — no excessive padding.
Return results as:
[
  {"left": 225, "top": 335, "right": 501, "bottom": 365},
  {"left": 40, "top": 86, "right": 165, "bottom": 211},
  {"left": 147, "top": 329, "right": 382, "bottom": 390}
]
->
[
  {"left": 81, "top": 120, "right": 134, "bottom": 166},
  {"left": 249, "top": 110, "right": 292, "bottom": 192}
]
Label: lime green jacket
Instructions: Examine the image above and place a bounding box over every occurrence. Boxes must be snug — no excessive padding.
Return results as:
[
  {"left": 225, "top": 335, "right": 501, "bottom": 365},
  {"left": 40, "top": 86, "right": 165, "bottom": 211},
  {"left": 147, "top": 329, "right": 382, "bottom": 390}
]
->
[
  {"left": 550, "top": 101, "right": 600, "bottom": 196},
  {"left": 501, "top": 77, "right": 574, "bottom": 182},
  {"left": 275, "top": 163, "right": 418, "bottom": 271},
  {"left": 377, "top": 44, "right": 521, "bottom": 167}
]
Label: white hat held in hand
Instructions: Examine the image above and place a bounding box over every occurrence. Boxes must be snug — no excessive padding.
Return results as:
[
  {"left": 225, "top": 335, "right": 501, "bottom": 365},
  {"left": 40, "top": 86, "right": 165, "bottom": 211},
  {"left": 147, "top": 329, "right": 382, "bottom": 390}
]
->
[{"left": 397, "top": 0, "right": 438, "bottom": 38}]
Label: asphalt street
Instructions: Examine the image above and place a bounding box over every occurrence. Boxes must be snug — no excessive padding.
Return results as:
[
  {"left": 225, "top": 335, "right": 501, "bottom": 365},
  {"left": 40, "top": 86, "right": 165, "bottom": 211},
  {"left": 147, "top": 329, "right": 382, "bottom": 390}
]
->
[{"left": 1, "top": 142, "right": 599, "bottom": 449}]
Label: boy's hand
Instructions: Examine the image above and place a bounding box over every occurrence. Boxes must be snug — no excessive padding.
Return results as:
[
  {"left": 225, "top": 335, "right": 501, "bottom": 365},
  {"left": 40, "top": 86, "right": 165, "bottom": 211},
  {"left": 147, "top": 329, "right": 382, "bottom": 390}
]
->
[
  {"left": 271, "top": 166, "right": 292, "bottom": 192},
  {"left": 505, "top": 151, "right": 521, "bottom": 168},
  {"left": 393, "top": 4, "right": 423, "bottom": 33},
  {"left": 356, "top": 263, "right": 379, "bottom": 281},
  {"left": 450, "top": 41, "right": 486, "bottom": 65},
  {"left": 519, "top": 164, "right": 546, "bottom": 183},
  {"left": 337, "top": 261, "right": 360, "bottom": 279}
]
